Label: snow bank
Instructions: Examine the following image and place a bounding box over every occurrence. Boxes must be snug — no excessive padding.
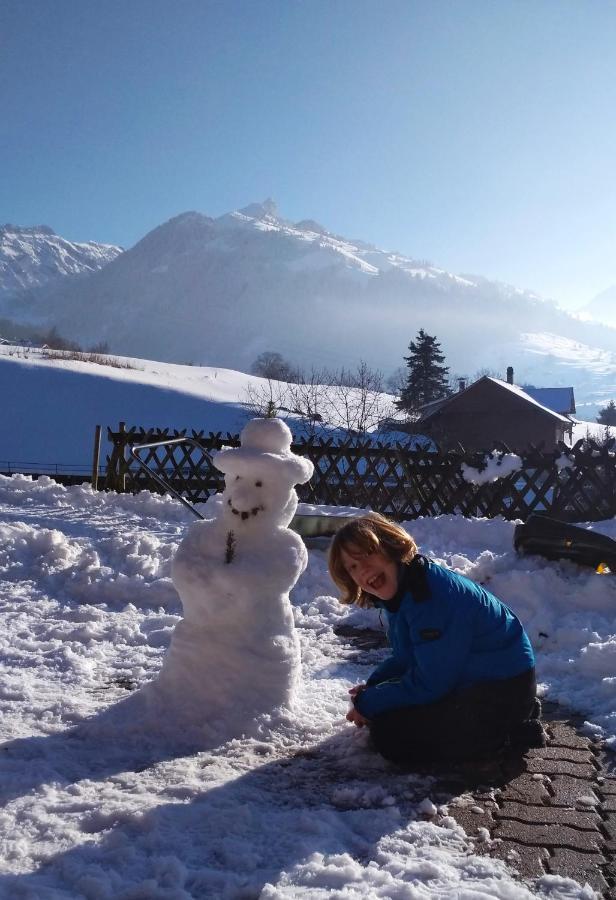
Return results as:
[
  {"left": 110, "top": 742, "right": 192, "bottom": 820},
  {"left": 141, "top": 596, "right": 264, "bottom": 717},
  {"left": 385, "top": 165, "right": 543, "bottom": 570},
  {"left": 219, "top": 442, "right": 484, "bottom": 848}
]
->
[{"left": 0, "top": 474, "right": 610, "bottom": 898}]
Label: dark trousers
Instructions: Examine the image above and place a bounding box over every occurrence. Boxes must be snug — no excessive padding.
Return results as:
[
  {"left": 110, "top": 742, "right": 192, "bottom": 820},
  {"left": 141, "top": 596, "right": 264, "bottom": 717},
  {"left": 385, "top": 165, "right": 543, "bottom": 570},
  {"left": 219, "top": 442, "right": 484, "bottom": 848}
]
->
[{"left": 369, "top": 668, "right": 539, "bottom": 764}]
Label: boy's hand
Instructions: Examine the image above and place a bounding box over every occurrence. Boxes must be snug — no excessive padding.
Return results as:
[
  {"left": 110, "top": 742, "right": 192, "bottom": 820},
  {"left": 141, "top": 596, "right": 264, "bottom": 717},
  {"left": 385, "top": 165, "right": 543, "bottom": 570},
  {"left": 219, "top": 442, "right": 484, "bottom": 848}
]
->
[
  {"left": 348, "top": 683, "right": 366, "bottom": 699},
  {"left": 346, "top": 706, "right": 370, "bottom": 728}
]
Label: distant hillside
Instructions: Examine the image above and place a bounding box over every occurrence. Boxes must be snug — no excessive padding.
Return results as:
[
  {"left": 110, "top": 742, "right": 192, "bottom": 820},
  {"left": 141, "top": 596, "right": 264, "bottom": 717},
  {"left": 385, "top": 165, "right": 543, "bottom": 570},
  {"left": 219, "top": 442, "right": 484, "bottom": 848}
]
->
[
  {"left": 579, "top": 285, "right": 616, "bottom": 327},
  {"left": 0, "top": 346, "right": 609, "bottom": 474},
  {"left": 4, "top": 203, "right": 616, "bottom": 417}
]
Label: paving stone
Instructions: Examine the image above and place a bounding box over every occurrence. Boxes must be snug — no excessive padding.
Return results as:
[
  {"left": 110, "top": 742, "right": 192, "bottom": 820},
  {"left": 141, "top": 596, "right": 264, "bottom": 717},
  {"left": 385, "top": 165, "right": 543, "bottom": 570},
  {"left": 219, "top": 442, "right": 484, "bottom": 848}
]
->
[
  {"left": 446, "top": 804, "right": 495, "bottom": 837},
  {"left": 602, "top": 862, "right": 616, "bottom": 891},
  {"left": 418, "top": 704, "right": 616, "bottom": 891},
  {"left": 548, "top": 722, "right": 594, "bottom": 750},
  {"left": 496, "top": 801, "right": 600, "bottom": 829},
  {"left": 526, "top": 745, "right": 594, "bottom": 763},
  {"left": 546, "top": 849, "right": 610, "bottom": 895},
  {"left": 541, "top": 701, "right": 562, "bottom": 721},
  {"left": 549, "top": 775, "right": 600, "bottom": 807},
  {"left": 493, "top": 820, "right": 604, "bottom": 851},
  {"left": 487, "top": 840, "right": 549, "bottom": 878},
  {"left": 602, "top": 814, "right": 616, "bottom": 840},
  {"left": 500, "top": 773, "right": 551, "bottom": 804},
  {"left": 526, "top": 757, "right": 596, "bottom": 778}
]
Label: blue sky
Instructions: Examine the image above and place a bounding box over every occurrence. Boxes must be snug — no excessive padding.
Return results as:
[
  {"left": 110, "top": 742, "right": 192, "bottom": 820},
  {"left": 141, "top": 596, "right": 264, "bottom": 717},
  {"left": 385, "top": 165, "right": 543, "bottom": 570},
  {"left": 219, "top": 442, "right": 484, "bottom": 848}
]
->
[{"left": 2, "top": 0, "right": 615, "bottom": 309}]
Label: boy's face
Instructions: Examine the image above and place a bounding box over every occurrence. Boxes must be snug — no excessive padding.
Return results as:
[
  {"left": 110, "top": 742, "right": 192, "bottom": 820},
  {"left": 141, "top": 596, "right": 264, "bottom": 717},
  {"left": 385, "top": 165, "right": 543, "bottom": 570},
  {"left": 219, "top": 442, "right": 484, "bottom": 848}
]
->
[{"left": 340, "top": 544, "right": 399, "bottom": 601}]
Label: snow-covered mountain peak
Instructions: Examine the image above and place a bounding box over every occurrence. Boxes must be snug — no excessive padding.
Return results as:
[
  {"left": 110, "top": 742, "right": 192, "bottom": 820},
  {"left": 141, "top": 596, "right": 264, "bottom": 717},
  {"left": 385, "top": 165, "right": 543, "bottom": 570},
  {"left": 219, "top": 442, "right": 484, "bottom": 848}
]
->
[
  {"left": 165, "top": 211, "right": 210, "bottom": 227},
  {"left": 0, "top": 224, "right": 56, "bottom": 237},
  {"left": 237, "top": 198, "right": 279, "bottom": 220},
  {"left": 293, "top": 218, "right": 329, "bottom": 236},
  {"left": 0, "top": 224, "right": 123, "bottom": 301}
]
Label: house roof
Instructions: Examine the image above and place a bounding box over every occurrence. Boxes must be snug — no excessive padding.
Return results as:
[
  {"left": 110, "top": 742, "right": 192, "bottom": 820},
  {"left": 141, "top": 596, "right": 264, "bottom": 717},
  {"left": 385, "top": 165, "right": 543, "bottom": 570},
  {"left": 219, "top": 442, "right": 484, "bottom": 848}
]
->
[
  {"left": 417, "top": 377, "right": 572, "bottom": 426},
  {"left": 522, "top": 386, "right": 576, "bottom": 415}
]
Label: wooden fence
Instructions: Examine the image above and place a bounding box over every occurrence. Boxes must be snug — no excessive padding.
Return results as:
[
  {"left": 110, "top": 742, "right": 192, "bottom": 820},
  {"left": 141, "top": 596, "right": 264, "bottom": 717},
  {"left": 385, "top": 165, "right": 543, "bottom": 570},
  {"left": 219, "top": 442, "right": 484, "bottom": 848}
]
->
[{"left": 105, "top": 424, "right": 616, "bottom": 522}]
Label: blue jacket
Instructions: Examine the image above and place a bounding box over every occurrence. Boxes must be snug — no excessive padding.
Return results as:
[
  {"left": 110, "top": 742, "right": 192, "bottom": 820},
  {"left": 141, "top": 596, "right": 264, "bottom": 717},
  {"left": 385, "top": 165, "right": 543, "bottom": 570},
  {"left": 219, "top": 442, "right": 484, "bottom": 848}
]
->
[{"left": 354, "top": 556, "right": 534, "bottom": 719}]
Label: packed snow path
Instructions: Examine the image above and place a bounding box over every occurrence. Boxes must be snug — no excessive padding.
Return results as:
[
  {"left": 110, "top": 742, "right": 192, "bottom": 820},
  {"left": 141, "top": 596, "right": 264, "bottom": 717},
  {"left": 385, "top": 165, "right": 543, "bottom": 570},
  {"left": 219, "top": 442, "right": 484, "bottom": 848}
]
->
[{"left": 0, "top": 475, "right": 614, "bottom": 897}]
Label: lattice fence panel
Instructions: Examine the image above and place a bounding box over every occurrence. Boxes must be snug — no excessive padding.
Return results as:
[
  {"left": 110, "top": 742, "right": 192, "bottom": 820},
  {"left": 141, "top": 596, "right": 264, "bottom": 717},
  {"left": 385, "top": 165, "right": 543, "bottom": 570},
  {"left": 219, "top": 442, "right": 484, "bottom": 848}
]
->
[{"left": 105, "top": 425, "right": 616, "bottom": 523}]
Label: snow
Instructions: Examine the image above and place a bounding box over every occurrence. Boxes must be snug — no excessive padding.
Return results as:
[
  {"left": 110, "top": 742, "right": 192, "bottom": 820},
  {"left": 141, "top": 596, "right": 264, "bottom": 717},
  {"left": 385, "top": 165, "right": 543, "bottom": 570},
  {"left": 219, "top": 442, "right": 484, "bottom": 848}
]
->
[
  {"left": 141, "top": 418, "right": 314, "bottom": 746},
  {"left": 520, "top": 332, "right": 616, "bottom": 377},
  {"left": 461, "top": 451, "right": 523, "bottom": 485},
  {"left": 0, "top": 474, "right": 612, "bottom": 897},
  {"left": 0, "top": 223, "right": 121, "bottom": 299},
  {"left": 3, "top": 343, "right": 615, "bottom": 492},
  {"left": 0, "top": 347, "right": 396, "bottom": 473}
]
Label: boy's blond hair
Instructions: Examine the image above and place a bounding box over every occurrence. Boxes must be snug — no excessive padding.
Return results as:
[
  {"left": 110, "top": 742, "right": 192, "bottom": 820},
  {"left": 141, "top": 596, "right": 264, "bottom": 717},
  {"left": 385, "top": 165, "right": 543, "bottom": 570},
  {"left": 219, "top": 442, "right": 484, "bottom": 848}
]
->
[{"left": 328, "top": 512, "right": 417, "bottom": 607}]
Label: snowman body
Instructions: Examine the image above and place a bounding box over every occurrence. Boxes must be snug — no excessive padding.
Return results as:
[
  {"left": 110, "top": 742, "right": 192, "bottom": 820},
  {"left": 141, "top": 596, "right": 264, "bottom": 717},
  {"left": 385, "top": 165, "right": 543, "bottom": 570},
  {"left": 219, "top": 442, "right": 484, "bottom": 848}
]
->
[{"left": 151, "top": 418, "right": 313, "bottom": 740}]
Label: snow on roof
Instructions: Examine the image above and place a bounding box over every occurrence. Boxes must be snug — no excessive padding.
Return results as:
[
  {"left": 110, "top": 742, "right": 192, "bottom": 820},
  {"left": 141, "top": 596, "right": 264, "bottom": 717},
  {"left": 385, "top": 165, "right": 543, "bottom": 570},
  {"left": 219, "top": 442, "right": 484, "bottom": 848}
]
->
[{"left": 488, "top": 378, "right": 572, "bottom": 423}]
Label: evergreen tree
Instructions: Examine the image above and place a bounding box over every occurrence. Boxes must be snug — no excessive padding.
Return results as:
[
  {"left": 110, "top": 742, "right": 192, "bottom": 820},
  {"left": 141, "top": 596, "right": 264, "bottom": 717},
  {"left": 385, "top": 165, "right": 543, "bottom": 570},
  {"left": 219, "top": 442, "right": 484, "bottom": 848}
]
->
[
  {"left": 597, "top": 400, "right": 616, "bottom": 426},
  {"left": 396, "top": 329, "right": 450, "bottom": 415}
]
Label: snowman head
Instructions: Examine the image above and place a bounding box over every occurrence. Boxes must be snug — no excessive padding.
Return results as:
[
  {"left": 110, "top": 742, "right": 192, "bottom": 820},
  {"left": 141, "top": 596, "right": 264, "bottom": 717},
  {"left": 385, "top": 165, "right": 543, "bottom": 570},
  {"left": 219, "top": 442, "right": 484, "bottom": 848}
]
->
[{"left": 214, "top": 418, "right": 314, "bottom": 529}]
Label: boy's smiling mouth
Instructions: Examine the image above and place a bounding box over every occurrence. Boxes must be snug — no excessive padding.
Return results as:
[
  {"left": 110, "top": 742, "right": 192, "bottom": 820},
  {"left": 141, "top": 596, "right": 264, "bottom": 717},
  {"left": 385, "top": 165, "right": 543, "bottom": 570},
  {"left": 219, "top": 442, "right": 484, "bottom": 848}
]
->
[{"left": 367, "top": 572, "right": 385, "bottom": 591}]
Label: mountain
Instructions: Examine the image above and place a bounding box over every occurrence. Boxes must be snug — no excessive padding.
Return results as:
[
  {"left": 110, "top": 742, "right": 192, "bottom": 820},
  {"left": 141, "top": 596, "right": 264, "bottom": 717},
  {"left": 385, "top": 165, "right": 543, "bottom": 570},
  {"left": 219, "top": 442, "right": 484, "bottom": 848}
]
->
[
  {"left": 0, "top": 224, "right": 122, "bottom": 313},
  {"left": 579, "top": 285, "right": 616, "bottom": 327},
  {"left": 4, "top": 203, "right": 616, "bottom": 419}
]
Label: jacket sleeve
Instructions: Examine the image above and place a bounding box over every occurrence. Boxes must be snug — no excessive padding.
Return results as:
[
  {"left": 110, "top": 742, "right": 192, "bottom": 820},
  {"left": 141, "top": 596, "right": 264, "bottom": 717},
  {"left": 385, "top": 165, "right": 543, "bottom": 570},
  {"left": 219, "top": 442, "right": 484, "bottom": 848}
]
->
[
  {"left": 354, "top": 574, "right": 477, "bottom": 718},
  {"left": 366, "top": 655, "right": 406, "bottom": 686}
]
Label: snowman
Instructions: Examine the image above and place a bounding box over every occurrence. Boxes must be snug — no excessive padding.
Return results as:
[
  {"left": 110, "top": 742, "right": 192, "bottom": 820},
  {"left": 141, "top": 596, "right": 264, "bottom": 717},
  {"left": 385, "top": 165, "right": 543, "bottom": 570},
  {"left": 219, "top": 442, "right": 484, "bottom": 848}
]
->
[{"left": 149, "top": 417, "right": 314, "bottom": 743}]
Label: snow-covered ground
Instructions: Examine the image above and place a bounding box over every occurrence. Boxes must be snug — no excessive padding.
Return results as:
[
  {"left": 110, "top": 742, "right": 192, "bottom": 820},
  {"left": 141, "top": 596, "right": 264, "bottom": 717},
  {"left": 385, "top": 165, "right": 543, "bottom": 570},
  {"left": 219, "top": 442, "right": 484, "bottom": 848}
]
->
[
  {"left": 0, "top": 474, "right": 613, "bottom": 898},
  {"left": 0, "top": 345, "right": 610, "bottom": 478},
  {"left": 0, "top": 347, "right": 262, "bottom": 472}
]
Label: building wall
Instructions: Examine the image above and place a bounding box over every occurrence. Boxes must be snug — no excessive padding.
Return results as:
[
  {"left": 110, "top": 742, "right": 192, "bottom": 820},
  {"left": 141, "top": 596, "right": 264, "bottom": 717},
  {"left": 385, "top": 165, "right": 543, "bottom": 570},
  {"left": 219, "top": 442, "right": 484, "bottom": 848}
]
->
[{"left": 421, "top": 381, "right": 566, "bottom": 451}]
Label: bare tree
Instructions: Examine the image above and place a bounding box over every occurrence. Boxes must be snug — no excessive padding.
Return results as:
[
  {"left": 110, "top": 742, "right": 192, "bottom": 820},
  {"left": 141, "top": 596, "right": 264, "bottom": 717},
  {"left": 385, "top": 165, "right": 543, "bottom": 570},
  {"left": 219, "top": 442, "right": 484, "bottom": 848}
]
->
[
  {"left": 242, "top": 361, "right": 395, "bottom": 439},
  {"left": 250, "top": 351, "right": 297, "bottom": 381},
  {"left": 284, "top": 367, "right": 326, "bottom": 437},
  {"left": 243, "top": 378, "right": 289, "bottom": 419},
  {"left": 322, "top": 361, "right": 394, "bottom": 436},
  {"left": 473, "top": 367, "right": 501, "bottom": 381}
]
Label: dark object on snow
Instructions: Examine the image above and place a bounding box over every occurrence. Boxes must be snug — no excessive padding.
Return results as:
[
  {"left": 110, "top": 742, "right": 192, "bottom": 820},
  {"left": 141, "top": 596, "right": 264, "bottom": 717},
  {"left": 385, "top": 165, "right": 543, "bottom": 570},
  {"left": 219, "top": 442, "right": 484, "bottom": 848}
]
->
[{"left": 514, "top": 513, "right": 616, "bottom": 570}]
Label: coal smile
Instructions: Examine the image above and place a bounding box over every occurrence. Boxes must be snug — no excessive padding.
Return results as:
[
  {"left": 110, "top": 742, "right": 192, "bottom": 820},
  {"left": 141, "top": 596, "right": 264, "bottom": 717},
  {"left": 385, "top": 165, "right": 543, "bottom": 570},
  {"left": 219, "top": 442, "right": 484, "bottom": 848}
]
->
[{"left": 227, "top": 499, "right": 264, "bottom": 521}]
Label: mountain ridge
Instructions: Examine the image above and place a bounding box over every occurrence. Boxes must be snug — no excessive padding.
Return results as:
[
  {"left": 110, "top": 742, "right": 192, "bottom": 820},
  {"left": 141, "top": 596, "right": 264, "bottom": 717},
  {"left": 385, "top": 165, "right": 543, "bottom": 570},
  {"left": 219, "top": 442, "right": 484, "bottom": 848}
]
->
[
  {"left": 3, "top": 202, "right": 616, "bottom": 418},
  {"left": 0, "top": 223, "right": 122, "bottom": 304}
]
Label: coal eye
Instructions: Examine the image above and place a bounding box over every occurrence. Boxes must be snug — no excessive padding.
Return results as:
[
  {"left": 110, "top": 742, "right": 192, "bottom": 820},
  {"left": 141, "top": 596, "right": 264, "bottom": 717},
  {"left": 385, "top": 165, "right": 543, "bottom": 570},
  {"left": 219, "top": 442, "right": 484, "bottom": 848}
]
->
[
  {"left": 255, "top": 481, "right": 262, "bottom": 487},
  {"left": 235, "top": 475, "right": 241, "bottom": 481}
]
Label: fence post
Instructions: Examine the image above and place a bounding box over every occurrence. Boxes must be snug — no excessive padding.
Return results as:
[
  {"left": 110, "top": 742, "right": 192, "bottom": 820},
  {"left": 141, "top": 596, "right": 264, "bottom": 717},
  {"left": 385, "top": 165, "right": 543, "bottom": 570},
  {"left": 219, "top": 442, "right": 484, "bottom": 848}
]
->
[
  {"left": 118, "top": 421, "right": 127, "bottom": 493},
  {"left": 92, "top": 424, "right": 102, "bottom": 490}
]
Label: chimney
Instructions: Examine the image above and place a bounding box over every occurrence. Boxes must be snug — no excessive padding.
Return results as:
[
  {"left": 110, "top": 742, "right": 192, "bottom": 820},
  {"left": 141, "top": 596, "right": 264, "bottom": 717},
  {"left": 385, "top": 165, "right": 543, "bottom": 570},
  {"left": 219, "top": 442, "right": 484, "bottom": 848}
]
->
[
  {"left": 506, "top": 366, "right": 514, "bottom": 384},
  {"left": 458, "top": 378, "right": 466, "bottom": 392}
]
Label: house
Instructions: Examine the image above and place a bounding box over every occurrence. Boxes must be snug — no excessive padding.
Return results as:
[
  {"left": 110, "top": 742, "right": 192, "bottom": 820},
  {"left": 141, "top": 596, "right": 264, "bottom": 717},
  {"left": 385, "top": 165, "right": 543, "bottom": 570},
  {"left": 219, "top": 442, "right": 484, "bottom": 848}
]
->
[
  {"left": 415, "top": 368, "right": 575, "bottom": 452},
  {"left": 522, "top": 386, "right": 576, "bottom": 416}
]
